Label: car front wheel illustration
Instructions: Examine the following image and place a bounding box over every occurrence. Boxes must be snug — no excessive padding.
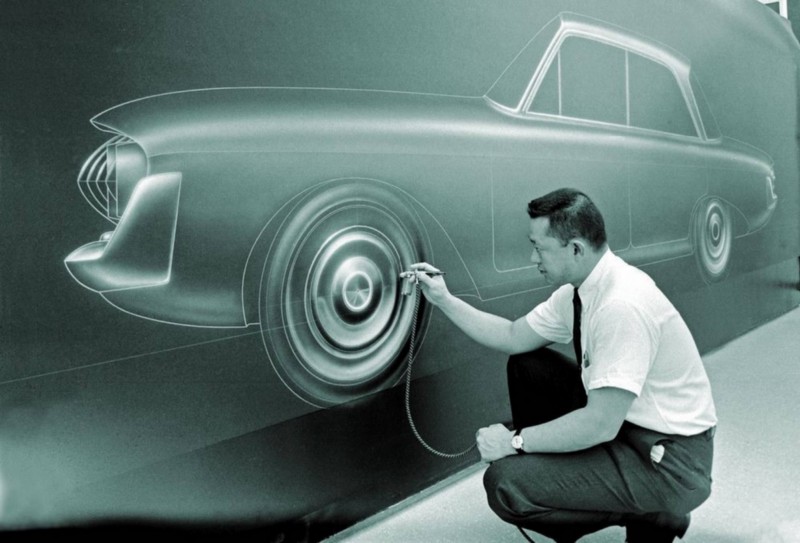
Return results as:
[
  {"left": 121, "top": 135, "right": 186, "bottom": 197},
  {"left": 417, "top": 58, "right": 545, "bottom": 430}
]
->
[
  {"left": 694, "top": 196, "right": 733, "bottom": 283},
  {"left": 259, "top": 179, "right": 431, "bottom": 407}
]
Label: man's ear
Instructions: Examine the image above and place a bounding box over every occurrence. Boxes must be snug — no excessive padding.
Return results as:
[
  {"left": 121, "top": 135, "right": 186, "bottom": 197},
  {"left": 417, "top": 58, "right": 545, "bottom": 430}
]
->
[{"left": 571, "top": 240, "right": 586, "bottom": 257}]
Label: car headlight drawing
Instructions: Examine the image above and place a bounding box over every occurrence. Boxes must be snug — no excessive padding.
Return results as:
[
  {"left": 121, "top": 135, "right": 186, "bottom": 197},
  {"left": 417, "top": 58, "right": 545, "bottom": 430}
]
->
[{"left": 78, "top": 135, "right": 148, "bottom": 224}]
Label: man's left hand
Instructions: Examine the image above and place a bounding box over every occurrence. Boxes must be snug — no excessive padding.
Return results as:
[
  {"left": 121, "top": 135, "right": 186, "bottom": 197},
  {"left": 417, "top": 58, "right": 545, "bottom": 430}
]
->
[{"left": 476, "top": 423, "right": 516, "bottom": 462}]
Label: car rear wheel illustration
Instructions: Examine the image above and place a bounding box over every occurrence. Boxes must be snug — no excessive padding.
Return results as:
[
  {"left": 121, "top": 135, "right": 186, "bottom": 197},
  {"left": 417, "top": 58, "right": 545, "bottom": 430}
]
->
[
  {"left": 693, "top": 197, "right": 733, "bottom": 283},
  {"left": 259, "top": 179, "right": 431, "bottom": 407}
]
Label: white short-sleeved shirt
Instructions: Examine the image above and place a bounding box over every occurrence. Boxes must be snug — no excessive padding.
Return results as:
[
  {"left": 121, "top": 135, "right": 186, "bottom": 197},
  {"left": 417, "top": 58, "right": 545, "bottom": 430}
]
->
[{"left": 526, "top": 250, "right": 717, "bottom": 436}]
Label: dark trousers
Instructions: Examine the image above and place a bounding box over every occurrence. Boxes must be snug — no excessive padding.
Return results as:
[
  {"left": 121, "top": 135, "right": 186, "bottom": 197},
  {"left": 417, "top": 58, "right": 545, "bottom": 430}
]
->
[{"left": 483, "top": 349, "right": 714, "bottom": 542}]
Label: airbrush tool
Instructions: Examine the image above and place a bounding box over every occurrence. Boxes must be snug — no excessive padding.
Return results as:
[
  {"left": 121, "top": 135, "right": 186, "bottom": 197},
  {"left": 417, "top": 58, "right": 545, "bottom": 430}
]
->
[
  {"left": 399, "top": 269, "right": 446, "bottom": 295},
  {"left": 397, "top": 267, "right": 475, "bottom": 459}
]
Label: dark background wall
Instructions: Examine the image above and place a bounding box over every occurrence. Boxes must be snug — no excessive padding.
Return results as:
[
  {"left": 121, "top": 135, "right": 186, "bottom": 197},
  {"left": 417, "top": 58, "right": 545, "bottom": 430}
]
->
[{"left": 1, "top": 1, "right": 798, "bottom": 541}]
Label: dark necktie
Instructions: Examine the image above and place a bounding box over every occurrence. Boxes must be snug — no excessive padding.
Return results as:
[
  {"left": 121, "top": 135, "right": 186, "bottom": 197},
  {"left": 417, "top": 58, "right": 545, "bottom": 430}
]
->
[{"left": 572, "top": 287, "right": 583, "bottom": 369}]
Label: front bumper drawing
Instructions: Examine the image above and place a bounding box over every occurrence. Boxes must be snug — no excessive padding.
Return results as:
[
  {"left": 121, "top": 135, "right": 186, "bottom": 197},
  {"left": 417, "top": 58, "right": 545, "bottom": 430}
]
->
[{"left": 65, "top": 172, "right": 182, "bottom": 293}]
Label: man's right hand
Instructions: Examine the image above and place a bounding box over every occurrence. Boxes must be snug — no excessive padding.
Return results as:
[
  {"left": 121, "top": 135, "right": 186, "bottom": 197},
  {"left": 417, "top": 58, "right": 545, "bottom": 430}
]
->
[
  {"left": 407, "top": 262, "right": 550, "bottom": 355},
  {"left": 408, "top": 262, "right": 450, "bottom": 307}
]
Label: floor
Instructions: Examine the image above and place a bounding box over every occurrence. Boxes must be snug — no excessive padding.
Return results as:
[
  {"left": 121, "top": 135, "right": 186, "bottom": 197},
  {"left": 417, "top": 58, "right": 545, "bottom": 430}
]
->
[{"left": 326, "top": 307, "right": 800, "bottom": 543}]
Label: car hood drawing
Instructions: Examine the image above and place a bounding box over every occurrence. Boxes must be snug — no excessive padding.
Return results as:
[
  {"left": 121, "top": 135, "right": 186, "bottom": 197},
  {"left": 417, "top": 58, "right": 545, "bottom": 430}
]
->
[{"left": 65, "top": 12, "right": 778, "bottom": 407}]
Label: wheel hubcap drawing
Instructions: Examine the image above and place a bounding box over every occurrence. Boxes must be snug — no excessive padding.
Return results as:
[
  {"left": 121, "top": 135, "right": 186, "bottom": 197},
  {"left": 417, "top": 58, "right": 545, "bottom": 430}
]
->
[
  {"left": 695, "top": 198, "right": 732, "bottom": 281},
  {"left": 297, "top": 227, "right": 404, "bottom": 372},
  {"left": 340, "top": 267, "right": 374, "bottom": 313}
]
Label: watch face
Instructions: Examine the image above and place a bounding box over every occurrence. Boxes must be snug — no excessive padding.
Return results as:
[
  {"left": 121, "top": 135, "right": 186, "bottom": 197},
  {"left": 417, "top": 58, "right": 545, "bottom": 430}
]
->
[{"left": 511, "top": 435, "right": 523, "bottom": 450}]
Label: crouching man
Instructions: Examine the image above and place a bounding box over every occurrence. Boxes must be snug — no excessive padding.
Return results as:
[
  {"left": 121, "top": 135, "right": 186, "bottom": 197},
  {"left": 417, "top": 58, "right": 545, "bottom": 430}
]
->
[{"left": 411, "top": 188, "right": 716, "bottom": 543}]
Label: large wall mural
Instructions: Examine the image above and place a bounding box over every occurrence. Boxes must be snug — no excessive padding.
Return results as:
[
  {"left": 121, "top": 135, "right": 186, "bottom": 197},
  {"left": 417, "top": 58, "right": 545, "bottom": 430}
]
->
[
  {"left": 2, "top": 1, "right": 798, "bottom": 540},
  {"left": 64, "top": 12, "right": 780, "bottom": 408}
]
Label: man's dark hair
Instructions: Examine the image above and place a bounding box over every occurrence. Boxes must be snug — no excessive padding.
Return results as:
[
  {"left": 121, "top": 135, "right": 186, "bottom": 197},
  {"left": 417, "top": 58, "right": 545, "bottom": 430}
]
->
[{"left": 527, "top": 188, "right": 607, "bottom": 250}]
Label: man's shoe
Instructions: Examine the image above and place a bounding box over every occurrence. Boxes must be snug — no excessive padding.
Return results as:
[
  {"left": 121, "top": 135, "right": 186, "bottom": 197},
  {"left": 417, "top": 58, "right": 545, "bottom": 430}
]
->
[{"left": 625, "top": 512, "right": 690, "bottom": 542}]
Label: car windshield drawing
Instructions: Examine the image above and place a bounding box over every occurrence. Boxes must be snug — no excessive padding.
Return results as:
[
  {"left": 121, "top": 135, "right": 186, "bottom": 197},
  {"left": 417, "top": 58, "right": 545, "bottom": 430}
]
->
[{"left": 65, "top": 13, "right": 777, "bottom": 407}]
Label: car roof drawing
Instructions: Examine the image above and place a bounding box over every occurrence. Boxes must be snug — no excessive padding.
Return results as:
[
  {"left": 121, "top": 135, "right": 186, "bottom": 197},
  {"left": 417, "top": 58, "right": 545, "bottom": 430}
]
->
[{"left": 488, "top": 13, "right": 724, "bottom": 141}]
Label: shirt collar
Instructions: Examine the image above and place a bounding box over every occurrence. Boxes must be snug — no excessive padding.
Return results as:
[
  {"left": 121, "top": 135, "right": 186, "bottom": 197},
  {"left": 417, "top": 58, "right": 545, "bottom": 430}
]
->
[{"left": 576, "top": 248, "right": 613, "bottom": 308}]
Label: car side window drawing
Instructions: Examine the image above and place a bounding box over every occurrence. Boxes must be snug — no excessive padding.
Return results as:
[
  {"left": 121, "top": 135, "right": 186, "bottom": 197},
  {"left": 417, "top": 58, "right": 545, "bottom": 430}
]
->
[
  {"left": 527, "top": 34, "right": 698, "bottom": 138},
  {"left": 529, "top": 36, "right": 627, "bottom": 125},
  {"left": 628, "top": 52, "right": 696, "bottom": 136}
]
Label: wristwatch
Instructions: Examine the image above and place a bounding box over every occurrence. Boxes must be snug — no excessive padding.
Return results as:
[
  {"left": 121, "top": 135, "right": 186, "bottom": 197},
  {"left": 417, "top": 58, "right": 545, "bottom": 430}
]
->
[{"left": 511, "top": 428, "right": 525, "bottom": 454}]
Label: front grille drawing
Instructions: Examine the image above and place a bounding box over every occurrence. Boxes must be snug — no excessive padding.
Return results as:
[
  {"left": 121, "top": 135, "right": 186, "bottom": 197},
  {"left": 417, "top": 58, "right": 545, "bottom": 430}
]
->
[{"left": 77, "top": 135, "right": 133, "bottom": 224}]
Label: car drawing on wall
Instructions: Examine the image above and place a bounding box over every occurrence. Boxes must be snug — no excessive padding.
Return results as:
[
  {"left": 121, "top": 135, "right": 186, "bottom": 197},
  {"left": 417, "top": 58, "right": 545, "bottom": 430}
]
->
[{"left": 65, "top": 12, "right": 777, "bottom": 407}]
